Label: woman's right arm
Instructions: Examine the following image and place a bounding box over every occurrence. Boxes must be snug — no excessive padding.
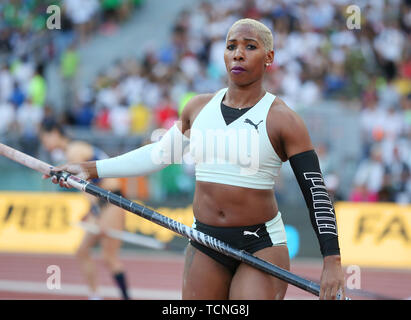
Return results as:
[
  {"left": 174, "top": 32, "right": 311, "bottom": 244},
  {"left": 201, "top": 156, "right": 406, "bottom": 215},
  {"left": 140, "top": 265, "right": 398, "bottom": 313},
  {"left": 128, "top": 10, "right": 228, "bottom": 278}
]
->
[
  {"left": 46, "top": 124, "right": 190, "bottom": 188},
  {"left": 46, "top": 93, "right": 213, "bottom": 188},
  {"left": 92, "top": 93, "right": 214, "bottom": 180},
  {"left": 94, "top": 93, "right": 215, "bottom": 179},
  {"left": 96, "top": 124, "right": 190, "bottom": 178}
]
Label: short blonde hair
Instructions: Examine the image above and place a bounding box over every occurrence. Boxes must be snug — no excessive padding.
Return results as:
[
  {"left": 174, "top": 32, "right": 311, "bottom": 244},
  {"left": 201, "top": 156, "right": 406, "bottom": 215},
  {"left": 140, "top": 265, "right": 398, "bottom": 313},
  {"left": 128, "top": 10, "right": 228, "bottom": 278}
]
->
[{"left": 226, "top": 18, "right": 274, "bottom": 52}]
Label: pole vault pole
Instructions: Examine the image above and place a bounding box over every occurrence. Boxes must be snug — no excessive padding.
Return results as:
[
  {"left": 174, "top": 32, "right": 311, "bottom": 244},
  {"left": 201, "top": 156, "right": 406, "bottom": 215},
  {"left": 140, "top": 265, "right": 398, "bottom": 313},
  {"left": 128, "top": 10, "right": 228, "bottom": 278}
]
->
[{"left": 0, "top": 142, "right": 343, "bottom": 298}]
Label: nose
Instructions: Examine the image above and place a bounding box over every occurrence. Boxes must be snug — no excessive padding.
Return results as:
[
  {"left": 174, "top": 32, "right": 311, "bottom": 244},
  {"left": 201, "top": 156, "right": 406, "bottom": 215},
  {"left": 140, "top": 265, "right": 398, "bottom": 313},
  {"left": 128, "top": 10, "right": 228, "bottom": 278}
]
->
[{"left": 233, "top": 46, "right": 245, "bottom": 61}]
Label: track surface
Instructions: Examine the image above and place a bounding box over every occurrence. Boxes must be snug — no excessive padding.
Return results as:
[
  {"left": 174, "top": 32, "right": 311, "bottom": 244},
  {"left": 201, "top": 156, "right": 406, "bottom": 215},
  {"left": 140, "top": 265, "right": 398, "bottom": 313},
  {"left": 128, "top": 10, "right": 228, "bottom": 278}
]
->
[{"left": 0, "top": 251, "right": 409, "bottom": 300}]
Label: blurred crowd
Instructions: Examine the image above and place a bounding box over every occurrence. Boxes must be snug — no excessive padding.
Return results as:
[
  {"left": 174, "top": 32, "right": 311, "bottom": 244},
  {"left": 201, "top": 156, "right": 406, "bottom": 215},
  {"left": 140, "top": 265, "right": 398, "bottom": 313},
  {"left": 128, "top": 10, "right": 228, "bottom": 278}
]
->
[
  {"left": 1, "top": 0, "right": 411, "bottom": 203},
  {"left": 0, "top": 0, "right": 144, "bottom": 153}
]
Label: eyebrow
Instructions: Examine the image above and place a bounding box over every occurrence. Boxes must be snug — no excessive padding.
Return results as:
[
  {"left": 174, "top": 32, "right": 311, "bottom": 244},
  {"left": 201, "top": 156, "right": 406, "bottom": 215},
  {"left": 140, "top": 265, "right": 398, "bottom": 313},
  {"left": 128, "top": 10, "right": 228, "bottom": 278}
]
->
[{"left": 227, "top": 37, "right": 259, "bottom": 43}]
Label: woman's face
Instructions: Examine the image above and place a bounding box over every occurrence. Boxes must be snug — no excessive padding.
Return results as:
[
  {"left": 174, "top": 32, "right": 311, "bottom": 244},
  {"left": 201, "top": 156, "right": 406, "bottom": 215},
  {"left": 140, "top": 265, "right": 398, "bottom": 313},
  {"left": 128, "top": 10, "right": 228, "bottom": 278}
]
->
[{"left": 224, "top": 24, "right": 273, "bottom": 87}]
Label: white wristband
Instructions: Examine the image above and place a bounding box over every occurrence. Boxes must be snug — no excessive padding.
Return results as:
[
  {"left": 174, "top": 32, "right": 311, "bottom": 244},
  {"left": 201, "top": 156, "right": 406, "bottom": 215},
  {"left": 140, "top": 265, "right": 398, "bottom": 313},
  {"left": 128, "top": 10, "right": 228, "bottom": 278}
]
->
[{"left": 96, "top": 124, "right": 190, "bottom": 178}]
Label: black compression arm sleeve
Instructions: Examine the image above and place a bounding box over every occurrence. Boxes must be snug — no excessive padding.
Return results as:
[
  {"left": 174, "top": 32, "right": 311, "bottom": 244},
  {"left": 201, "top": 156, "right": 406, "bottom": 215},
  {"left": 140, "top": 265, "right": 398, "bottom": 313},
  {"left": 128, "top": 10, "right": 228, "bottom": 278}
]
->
[{"left": 289, "top": 150, "right": 340, "bottom": 257}]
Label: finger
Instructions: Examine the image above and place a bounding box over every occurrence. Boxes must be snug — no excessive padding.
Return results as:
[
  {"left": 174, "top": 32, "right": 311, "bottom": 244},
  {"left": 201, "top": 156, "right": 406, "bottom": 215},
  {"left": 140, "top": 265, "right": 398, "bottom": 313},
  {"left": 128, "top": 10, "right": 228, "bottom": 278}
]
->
[
  {"left": 336, "top": 288, "right": 343, "bottom": 300},
  {"left": 62, "top": 179, "right": 71, "bottom": 189},
  {"left": 49, "top": 167, "right": 64, "bottom": 182},
  {"left": 42, "top": 174, "right": 50, "bottom": 180},
  {"left": 323, "top": 286, "right": 331, "bottom": 300},
  {"left": 59, "top": 177, "right": 71, "bottom": 189},
  {"left": 322, "top": 282, "right": 334, "bottom": 300},
  {"left": 337, "top": 283, "right": 346, "bottom": 300},
  {"left": 53, "top": 164, "right": 67, "bottom": 172},
  {"left": 330, "top": 284, "right": 339, "bottom": 300},
  {"left": 319, "top": 285, "right": 325, "bottom": 300},
  {"left": 50, "top": 167, "right": 63, "bottom": 175}
]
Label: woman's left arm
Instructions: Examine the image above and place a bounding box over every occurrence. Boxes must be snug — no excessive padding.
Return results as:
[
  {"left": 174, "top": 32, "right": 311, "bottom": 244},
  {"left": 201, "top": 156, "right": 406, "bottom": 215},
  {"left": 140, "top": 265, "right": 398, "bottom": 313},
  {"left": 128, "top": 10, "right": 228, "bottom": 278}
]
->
[{"left": 275, "top": 104, "right": 345, "bottom": 300}]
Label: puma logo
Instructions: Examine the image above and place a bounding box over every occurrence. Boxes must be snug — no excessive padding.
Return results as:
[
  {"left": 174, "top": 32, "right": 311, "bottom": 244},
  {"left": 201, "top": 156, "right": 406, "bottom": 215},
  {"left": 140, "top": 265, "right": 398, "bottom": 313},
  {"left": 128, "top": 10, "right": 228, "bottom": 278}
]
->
[
  {"left": 244, "top": 119, "right": 263, "bottom": 132},
  {"left": 243, "top": 228, "right": 260, "bottom": 238}
]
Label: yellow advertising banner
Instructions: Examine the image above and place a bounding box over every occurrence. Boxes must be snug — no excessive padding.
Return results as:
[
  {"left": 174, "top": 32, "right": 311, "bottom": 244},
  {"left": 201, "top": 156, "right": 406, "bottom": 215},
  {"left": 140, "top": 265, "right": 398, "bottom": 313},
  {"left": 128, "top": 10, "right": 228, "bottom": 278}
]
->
[
  {"left": 335, "top": 202, "right": 411, "bottom": 269},
  {"left": 0, "top": 192, "right": 194, "bottom": 254},
  {"left": 0, "top": 192, "right": 89, "bottom": 254}
]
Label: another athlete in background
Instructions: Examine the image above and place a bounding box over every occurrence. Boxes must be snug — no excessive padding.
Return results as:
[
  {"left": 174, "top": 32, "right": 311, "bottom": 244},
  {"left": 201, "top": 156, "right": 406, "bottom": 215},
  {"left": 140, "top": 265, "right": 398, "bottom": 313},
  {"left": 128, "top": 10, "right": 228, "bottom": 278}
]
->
[
  {"left": 39, "top": 119, "right": 130, "bottom": 300},
  {"left": 46, "top": 18, "right": 345, "bottom": 300}
]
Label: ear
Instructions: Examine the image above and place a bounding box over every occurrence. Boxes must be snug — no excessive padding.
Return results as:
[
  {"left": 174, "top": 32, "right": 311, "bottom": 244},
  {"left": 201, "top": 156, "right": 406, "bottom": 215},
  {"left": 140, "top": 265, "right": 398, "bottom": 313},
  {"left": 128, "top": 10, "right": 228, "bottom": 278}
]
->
[{"left": 265, "top": 50, "right": 274, "bottom": 66}]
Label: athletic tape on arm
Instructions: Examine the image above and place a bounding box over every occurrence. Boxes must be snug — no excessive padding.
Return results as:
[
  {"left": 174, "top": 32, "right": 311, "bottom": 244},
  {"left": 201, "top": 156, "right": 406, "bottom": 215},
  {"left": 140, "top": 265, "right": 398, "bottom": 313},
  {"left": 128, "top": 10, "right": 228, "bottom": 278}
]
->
[
  {"left": 96, "top": 124, "right": 190, "bottom": 178},
  {"left": 289, "top": 150, "right": 340, "bottom": 257}
]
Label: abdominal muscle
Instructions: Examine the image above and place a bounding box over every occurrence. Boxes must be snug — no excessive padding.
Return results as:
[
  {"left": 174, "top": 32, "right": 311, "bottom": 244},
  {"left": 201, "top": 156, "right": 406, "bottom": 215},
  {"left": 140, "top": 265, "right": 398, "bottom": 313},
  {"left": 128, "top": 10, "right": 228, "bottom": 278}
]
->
[{"left": 193, "top": 180, "right": 279, "bottom": 227}]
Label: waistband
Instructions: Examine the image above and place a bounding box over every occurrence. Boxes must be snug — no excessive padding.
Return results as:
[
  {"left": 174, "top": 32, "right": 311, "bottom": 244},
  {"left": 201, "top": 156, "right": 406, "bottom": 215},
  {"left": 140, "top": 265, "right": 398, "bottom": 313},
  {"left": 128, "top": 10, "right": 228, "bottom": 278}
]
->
[{"left": 192, "top": 212, "right": 282, "bottom": 230}]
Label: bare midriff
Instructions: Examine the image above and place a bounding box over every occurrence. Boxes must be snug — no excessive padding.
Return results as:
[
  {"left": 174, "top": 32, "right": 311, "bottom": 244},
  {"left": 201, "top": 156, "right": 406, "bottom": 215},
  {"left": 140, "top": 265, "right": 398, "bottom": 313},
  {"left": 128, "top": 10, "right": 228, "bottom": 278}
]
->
[{"left": 193, "top": 180, "right": 279, "bottom": 227}]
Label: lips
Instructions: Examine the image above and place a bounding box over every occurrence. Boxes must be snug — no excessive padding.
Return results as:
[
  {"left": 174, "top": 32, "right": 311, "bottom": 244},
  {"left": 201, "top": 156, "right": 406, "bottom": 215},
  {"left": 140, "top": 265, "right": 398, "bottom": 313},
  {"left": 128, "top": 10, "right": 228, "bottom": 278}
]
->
[{"left": 231, "top": 66, "right": 246, "bottom": 74}]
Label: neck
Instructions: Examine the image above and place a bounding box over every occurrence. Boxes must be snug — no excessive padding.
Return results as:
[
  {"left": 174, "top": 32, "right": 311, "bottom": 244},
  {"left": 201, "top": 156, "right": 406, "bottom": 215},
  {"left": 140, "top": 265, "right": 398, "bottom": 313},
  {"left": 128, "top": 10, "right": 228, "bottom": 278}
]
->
[{"left": 224, "top": 82, "right": 266, "bottom": 108}]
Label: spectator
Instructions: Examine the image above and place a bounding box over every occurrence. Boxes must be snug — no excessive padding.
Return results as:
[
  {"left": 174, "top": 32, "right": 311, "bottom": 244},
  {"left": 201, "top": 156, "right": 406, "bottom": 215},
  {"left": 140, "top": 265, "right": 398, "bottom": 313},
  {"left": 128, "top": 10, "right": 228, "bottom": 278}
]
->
[
  {"left": 16, "top": 98, "right": 43, "bottom": 156},
  {"left": 401, "top": 93, "right": 411, "bottom": 134},
  {"left": 324, "top": 63, "right": 347, "bottom": 98},
  {"left": 54, "top": 6, "right": 76, "bottom": 58},
  {"left": 109, "top": 98, "right": 131, "bottom": 136},
  {"left": 28, "top": 65, "right": 47, "bottom": 107},
  {"left": 130, "top": 103, "right": 151, "bottom": 134},
  {"left": 154, "top": 92, "right": 178, "bottom": 129},
  {"left": 0, "top": 64, "right": 13, "bottom": 103},
  {"left": 9, "top": 81, "right": 26, "bottom": 108},
  {"left": 349, "top": 184, "right": 379, "bottom": 203},
  {"left": 60, "top": 42, "right": 79, "bottom": 111},
  {"left": 382, "top": 105, "right": 405, "bottom": 141},
  {"left": 100, "top": 0, "right": 136, "bottom": 35},
  {"left": 384, "top": 146, "right": 411, "bottom": 203},
  {"left": 360, "top": 94, "right": 386, "bottom": 157},
  {"left": 0, "top": 100, "right": 16, "bottom": 136},
  {"left": 96, "top": 80, "right": 120, "bottom": 110},
  {"left": 12, "top": 55, "right": 34, "bottom": 94},
  {"left": 71, "top": 98, "right": 96, "bottom": 128},
  {"left": 373, "top": 19, "right": 405, "bottom": 64},
  {"left": 352, "top": 146, "right": 385, "bottom": 197},
  {"left": 63, "top": 0, "right": 100, "bottom": 44},
  {"left": 94, "top": 106, "right": 111, "bottom": 131}
]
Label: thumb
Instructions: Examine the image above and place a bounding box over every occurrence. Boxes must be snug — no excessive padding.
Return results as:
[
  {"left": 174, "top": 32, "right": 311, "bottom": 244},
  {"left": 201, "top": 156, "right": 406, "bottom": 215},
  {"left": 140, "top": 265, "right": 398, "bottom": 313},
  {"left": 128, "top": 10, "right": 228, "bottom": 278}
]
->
[{"left": 52, "top": 164, "right": 71, "bottom": 173}]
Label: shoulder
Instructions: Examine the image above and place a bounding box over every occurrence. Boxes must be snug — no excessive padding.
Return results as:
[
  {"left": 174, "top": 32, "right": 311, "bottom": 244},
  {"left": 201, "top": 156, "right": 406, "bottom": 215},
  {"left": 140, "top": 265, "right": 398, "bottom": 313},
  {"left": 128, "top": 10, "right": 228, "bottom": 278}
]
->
[
  {"left": 268, "top": 96, "right": 306, "bottom": 129},
  {"left": 66, "top": 141, "right": 94, "bottom": 163},
  {"left": 267, "top": 96, "right": 313, "bottom": 159},
  {"left": 181, "top": 93, "right": 216, "bottom": 118},
  {"left": 267, "top": 96, "right": 307, "bottom": 135},
  {"left": 180, "top": 91, "right": 220, "bottom": 134},
  {"left": 185, "top": 93, "right": 216, "bottom": 108}
]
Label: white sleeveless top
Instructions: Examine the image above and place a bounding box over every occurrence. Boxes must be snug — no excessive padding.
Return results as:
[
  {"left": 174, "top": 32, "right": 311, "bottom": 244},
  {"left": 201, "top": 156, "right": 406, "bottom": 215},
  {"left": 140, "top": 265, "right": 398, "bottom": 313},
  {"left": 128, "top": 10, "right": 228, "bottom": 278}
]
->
[{"left": 190, "top": 88, "right": 283, "bottom": 190}]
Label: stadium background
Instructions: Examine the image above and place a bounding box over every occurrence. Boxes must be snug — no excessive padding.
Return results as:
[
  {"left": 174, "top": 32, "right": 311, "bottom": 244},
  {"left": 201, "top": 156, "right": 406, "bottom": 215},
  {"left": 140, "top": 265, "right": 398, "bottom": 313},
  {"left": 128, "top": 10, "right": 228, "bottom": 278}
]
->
[{"left": 0, "top": 0, "right": 410, "bottom": 299}]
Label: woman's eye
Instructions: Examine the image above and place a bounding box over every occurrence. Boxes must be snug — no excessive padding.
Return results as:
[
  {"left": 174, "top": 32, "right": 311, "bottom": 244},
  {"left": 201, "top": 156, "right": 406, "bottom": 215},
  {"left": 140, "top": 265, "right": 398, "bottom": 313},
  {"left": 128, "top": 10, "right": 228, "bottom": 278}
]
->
[{"left": 226, "top": 44, "right": 256, "bottom": 50}]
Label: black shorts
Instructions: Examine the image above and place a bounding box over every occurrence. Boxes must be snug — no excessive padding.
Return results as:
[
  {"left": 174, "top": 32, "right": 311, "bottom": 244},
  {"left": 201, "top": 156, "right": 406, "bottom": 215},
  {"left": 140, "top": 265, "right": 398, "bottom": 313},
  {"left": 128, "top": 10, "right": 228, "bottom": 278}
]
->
[{"left": 189, "top": 212, "right": 287, "bottom": 274}]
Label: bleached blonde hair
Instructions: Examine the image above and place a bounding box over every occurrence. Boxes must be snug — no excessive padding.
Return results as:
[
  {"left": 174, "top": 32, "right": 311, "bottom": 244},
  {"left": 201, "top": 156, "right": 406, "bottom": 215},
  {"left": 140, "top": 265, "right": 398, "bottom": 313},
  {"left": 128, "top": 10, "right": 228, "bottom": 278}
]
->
[{"left": 226, "top": 18, "right": 274, "bottom": 52}]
